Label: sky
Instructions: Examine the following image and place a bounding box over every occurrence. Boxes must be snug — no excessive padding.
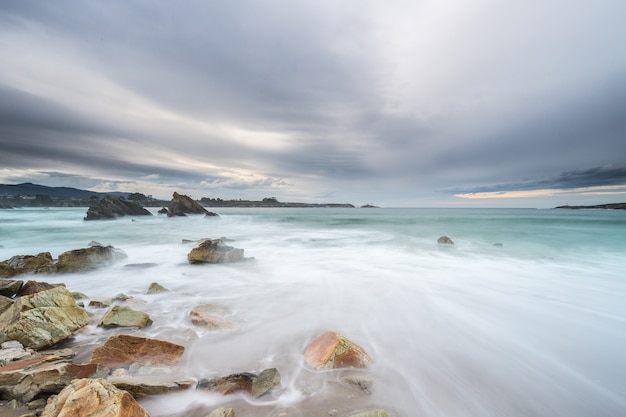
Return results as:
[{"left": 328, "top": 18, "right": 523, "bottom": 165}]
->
[{"left": 1, "top": 0, "right": 625, "bottom": 207}]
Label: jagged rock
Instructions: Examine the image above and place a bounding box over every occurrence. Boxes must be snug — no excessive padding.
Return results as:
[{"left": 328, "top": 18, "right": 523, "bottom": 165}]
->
[
  {"left": 71, "top": 292, "right": 89, "bottom": 300},
  {"left": 90, "top": 334, "right": 185, "bottom": 369},
  {"left": 17, "top": 280, "right": 62, "bottom": 297},
  {"left": 0, "top": 280, "right": 23, "bottom": 297},
  {"left": 84, "top": 196, "right": 153, "bottom": 221},
  {"left": 187, "top": 239, "right": 244, "bottom": 264},
  {"left": 108, "top": 376, "right": 194, "bottom": 398},
  {"left": 40, "top": 378, "right": 149, "bottom": 417},
  {"left": 198, "top": 368, "right": 280, "bottom": 398},
  {"left": 437, "top": 236, "right": 454, "bottom": 245},
  {"left": 190, "top": 304, "right": 238, "bottom": 330},
  {"left": 55, "top": 245, "right": 127, "bottom": 273},
  {"left": 0, "top": 349, "right": 108, "bottom": 402},
  {"left": 146, "top": 282, "right": 168, "bottom": 294},
  {"left": 98, "top": 306, "right": 153, "bottom": 328},
  {"left": 158, "top": 207, "right": 168, "bottom": 214},
  {"left": 0, "top": 252, "right": 55, "bottom": 278},
  {"left": 0, "top": 296, "right": 13, "bottom": 315},
  {"left": 304, "top": 331, "right": 373, "bottom": 370},
  {"left": 0, "top": 286, "right": 89, "bottom": 350},
  {"left": 167, "top": 192, "right": 218, "bottom": 217},
  {"left": 208, "top": 407, "right": 235, "bottom": 417}
]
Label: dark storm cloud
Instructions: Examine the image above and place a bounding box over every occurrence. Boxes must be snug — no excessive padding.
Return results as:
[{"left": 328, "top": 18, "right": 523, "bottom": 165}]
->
[{"left": 1, "top": 0, "right": 626, "bottom": 205}]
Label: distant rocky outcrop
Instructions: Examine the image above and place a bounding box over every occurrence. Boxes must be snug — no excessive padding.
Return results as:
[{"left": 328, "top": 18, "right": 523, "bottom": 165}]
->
[
  {"left": 555, "top": 202, "right": 626, "bottom": 210},
  {"left": 84, "top": 196, "right": 152, "bottom": 220},
  {"left": 187, "top": 239, "right": 245, "bottom": 264},
  {"left": 437, "top": 236, "right": 454, "bottom": 245},
  {"left": 167, "top": 192, "right": 219, "bottom": 217}
]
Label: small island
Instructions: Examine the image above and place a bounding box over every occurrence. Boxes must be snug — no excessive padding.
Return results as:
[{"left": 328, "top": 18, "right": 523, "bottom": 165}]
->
[{"left": 555, "top": 203, "right": 626, "bottom": 210}]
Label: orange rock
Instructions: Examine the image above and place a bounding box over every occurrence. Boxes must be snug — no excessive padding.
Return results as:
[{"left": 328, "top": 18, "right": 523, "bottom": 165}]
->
[
  {"left": 40, "top": 378, "right": 149, "bottom": 417},
  {"left": 303, "top": 331, "right": 373, "bottom": 370},
  {"left": 90, "top": 334, "right": 184, "bottom": 369}
]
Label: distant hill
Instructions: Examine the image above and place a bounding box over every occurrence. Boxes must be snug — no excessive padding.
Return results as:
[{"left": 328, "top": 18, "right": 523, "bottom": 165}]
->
[
  {"left": 555, "top": 203, "right": 626, "bottom": 210},
  {"left": 0, "top": 183, "right": 129, "bottom": 199}
]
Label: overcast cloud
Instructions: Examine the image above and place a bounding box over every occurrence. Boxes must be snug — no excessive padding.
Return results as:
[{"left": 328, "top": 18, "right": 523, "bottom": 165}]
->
[{"left": 1, "top": 0, "right": 625, "bottom": 207}]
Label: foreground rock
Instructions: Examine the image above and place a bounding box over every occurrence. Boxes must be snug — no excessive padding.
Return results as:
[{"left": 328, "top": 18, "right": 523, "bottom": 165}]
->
[
  {"left": 98, "top": 306, "right": 153, "bottom": 329},
  {"left": 40, "top": 378, "right": 150, "bottom": 417},
  {"left": 90, "top": 334, "right": 185, "bottom": 369},
  {"left": 56, "top": 244, "right": 127, "bottom": 273},
  {"left": 189, "top": 304, "right": 238, "bottom": 331},
  {"left": 0, "top": 348, "right": 108, "bottom": 401},
  {"left": 167, "top": 192, "right": 218, "bottom": 217},
  {"left": 0, "top": 280, "right": 23, "bottom": 297},
  {"left": 84, "top": 196, "right": 153, "bottom": 220},
  {"left": 0, "top": 286, "right": 89, "bottom": 350},
  {"left": 0, "top": 252, "right": 55, "bottom": 278},
  {"left": 198, "top": 368, "right": 281, "bottom": 398},
  {"left": 304, "top": 331, "right": 373, "bottom": 370},
  {"left": 107, "top": 376, "right": 194, "bottom": 398},
  {"left": 187, "top": 239, "right": 245, "bottom": 264}
]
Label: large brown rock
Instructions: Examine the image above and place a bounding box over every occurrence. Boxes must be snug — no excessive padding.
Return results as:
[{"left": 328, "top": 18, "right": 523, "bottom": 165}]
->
[
  {"left": 167, "top": 192, "right": 218, "bottom": 217},
  {"left": 17, "top": 280, "right": 60, "bottom": 297},
  {"left": 187, "top": 239, "right": 244, "bottom": 264},
  {"left": 55, "top": 244, "right": 127, "bottom": 273},
  {"left": 84, "top": 196, "right": 153, "bottom": 221},
  {"left": 40, "top": 378, "right": 150, "bottom": 417},
  {"left": 0, "top": 286, "right": 89, "bottom": 350},
  {"left": 90, "top": 334, "right": 185, "bottom": 369},
  {"left": 303, "top": 331, "right": 373, "bottom": 370},
  {"left": 0, "top": 252, "right": 55, "bottom": 278}
]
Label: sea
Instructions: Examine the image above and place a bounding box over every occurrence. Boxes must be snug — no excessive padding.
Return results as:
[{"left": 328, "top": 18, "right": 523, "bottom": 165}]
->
[{"left": 1, "top": 207, "right": 625, "bottom": 417}]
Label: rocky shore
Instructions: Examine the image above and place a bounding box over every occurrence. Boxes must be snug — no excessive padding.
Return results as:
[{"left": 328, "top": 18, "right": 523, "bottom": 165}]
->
[{"left": 0, "top": 238, "right": 393, "bottom": 417}]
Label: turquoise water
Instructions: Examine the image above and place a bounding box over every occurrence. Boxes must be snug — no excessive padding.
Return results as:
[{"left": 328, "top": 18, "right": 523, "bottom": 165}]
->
[{"left": 1, "top": 207, "right": 625, "bottom": 416}]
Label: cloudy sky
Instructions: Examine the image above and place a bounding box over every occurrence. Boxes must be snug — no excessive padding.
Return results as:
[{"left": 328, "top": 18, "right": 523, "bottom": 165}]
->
[{"left": 1, "top": 0, "right": 625, "bottom": 207}]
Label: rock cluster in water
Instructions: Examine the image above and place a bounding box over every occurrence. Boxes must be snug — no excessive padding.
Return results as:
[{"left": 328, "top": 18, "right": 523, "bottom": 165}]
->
[
  {"left": 0, "top": 238, "right": 392, "bottom": 417},
  {"left": 84, "top": 196, "right": 153, "bottom": 220}
]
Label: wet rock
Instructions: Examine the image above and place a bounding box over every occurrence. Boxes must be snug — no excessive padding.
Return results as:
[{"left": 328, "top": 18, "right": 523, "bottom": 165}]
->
[
  {"left": 0, "top": 252, "right": 55, "bottom": 278},
  {"left": 208, "top": 407, "right": 235, "bottom": 417},
  {"left": 17, "top": 280, "right": 61, "bottom": 297},
  {"left": 0, "top": 349, "right": 108, "bottom": 402},
  {"left": 339, "top": 374, "right": 374, "bottom": 394},
  {"left": 304, "top": 331, "right": 373, "bottom": 370},
  {"left": 27, "top": 397, "right": 47, "bottom": 410},
  {"left": 349, "top": 410, "right": 393, "bottom": 417},
  {"left": 55, "top": 244, "right": 127, "bottom": 273},
  {"left": 71, "top": 292, "right": 89, "bottom": 300},
  {"left": 198, "top": 368, "right": 280, "bottom": 398},
  {"left": 108, "top": 376, "right": 194, "bottom": 398},
  {"left": 90, "top": 334, "right": 185, "bottom": 369},
  {"left": 190, "top": 304, "right": 238, "bottom": 330},
  {"left": 0, "top": 342, "right": 31, "bottom": 367},
  {"left": 84, "top": 196, "right": 153, "bottom": 221},
  {"left": 146, "top": 282, "right": 168, "bottom": 294},
  {"left": 40, "top": 378, "right": 150, "bottom": 417},
  {"left": 89, "top": 297, "right": 113, "bottom": 308},
  {"left": 113, "top": 293, "right": 131, "bottom": 302},
  {"left": 167, "top": 192, "right": 218, "bottom": 217},
  {"left": 437, "top": 236, "right": 454, "bottom": 245},
  {"left": 98, "top": 306, "right": 153, "bottom": 328},
  {"left": 0, "top": 279, "right": 23, "bottom": 297},
  {"left": 187, "top": 239, "right": 244, "bottom": 264},
  {"left": 158, "top": 207, "right": 168, "bottom": 214},
  {"left": 0, "top": 286, "right": 89, "bottom": 350}
]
